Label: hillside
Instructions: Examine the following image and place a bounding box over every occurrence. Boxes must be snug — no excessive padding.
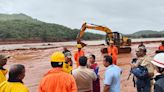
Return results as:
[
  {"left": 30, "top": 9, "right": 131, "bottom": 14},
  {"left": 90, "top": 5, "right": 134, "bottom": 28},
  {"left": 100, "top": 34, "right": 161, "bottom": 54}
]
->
[
  {"left": 126, "top": 30, "right": 164, "bottom": 38},
  {"left": 0, "top": 13, "right": 104, "bottom": 42}
]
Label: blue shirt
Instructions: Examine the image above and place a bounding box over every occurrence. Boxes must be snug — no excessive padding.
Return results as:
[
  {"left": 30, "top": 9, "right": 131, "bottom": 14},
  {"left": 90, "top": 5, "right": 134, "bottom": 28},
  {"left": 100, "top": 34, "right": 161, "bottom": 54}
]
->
[{"left": 104, "top": 65, "right": 122, "bottom": 92}]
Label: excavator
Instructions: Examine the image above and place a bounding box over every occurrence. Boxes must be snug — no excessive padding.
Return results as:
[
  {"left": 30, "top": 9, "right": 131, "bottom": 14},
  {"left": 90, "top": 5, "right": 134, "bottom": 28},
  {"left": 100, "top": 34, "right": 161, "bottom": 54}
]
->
[{"left": 76, "top": 22, "right": 131, "bottom": 54}]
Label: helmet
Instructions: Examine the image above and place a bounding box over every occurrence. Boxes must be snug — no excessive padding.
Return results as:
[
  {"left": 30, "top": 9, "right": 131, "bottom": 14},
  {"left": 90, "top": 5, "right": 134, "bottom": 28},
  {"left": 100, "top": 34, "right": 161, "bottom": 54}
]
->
[
  {"left": 77, "top": 44, "right": 82, "bottom": 48},
  {"left": 64, "top": 52, "right": 72, "bottom": 58},
  {"left": 51, "top": 52, "right": 65, "bottom": 62},
  {"left": 151, "top": 53, "right": 164, "bottom": 68}
]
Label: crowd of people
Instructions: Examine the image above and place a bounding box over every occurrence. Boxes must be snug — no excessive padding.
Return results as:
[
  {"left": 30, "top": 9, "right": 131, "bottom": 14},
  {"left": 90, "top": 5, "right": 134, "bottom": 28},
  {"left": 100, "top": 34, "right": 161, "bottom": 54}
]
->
[{"left": 0, "top": 41, "right": 164, "bottom": 92}]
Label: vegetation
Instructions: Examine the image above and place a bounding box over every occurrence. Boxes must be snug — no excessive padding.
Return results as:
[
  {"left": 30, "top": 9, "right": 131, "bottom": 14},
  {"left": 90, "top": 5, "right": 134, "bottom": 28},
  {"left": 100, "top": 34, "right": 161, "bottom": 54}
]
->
[
  {"left": 125, "top": 30, "right": 164, "bottom": 38},
  {"left": 0, "top": 13, "right": 104, "bottom": 42},
  {"left": 0, "top": 13, "right": 163, "bottom": 42}
]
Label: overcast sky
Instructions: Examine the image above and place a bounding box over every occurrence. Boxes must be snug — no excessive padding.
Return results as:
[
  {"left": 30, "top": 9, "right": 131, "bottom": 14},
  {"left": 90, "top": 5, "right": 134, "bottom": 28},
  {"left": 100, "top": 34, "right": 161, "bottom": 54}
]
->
[{"left": 0, "top": 0, "right": 164, "bottom": 34}]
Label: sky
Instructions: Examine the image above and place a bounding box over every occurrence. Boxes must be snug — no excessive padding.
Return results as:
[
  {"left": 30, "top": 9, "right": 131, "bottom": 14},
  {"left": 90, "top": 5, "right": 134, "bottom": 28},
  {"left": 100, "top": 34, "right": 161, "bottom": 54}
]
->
[{"left": 0, "top": 0, "right": 164, "bottom": 34}]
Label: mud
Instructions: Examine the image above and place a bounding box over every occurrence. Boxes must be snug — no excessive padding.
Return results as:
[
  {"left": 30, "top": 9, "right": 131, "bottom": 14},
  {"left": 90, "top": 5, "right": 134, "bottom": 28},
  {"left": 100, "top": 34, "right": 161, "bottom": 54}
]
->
[{"left": 1, "top": 42, "right": 160, "bottom": 92}]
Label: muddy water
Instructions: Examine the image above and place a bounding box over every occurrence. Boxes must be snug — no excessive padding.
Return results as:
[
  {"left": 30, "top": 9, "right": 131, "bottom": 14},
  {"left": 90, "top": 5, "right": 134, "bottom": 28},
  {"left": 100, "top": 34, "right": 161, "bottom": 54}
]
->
[
  {"left": 1, "top": 41, "right": 161, "bottom": 92},
  {"left": 0, "top": 38, "right": 164, "bottom": 50}
]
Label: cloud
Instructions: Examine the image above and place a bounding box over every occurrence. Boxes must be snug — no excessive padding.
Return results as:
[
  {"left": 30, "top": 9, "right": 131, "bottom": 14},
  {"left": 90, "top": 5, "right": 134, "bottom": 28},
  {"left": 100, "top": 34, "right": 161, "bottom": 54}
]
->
[{"left": 0, "top": 0, "right": 164, "bottom": 34}]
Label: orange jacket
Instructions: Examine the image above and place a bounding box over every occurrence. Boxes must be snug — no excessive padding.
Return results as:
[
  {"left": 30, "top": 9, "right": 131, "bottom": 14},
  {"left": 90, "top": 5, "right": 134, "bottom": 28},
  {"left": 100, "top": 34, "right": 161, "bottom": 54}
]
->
[
  {"left": 38, "top": 68, "right": 77, "bottom": 92},
  {"left": 107, "top": 46, "right": 118, "bottom": 65},
  {"left": 74, "top": 50, "right": 85, "bottom": 67},
  {"left": 159, "top": 45, "right": 164, "bottom": 50}
]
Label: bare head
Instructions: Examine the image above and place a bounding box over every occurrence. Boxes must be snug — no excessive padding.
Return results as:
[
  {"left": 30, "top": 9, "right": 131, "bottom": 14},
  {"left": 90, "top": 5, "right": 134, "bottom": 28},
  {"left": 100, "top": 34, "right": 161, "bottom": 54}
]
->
[
  {"left": 8, "top": 64, "right": 25, "bottom": 82},
  {"left": 162, "top": 41, "right": 164, "bottom": 46},
  {"left": 103, "top": 55, "right": 113, "bottom": 67},
  {"left": 89, "top": 54, "right": 95, "bottom": 64}
]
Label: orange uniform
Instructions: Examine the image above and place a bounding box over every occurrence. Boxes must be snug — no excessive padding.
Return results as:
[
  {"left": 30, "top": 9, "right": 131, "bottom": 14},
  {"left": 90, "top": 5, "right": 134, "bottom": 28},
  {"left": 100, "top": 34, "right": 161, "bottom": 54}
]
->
[
  {"left": 159, "top": 45, "right": 164, "bottom": 50},
  {"left": 38, "top": 68, "right": 77, "bottom": 92},
  {"left": 107, "top": 46, "right": 118, "bottom": 65},
  {"left": 74, "top": 50, "right": 85, "bottom": 67}
]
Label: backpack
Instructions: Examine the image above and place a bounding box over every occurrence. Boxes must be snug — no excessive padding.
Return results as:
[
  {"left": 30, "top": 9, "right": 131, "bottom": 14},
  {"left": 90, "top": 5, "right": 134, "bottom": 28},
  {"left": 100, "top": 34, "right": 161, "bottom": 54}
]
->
[{"left": 131, "top": 65, "right": 149, "bottom": 80}]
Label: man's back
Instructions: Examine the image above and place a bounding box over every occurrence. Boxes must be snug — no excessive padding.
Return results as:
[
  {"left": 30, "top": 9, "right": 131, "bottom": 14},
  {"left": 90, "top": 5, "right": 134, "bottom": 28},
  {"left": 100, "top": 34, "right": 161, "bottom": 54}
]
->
[
  {"left": 72, "top": 66, "right": 97, "bottom": 92},
  {"left": 0, "top": 81, "right": 29, "bottom": 92},
  {"left": 39, "top": 68, "right": 77, "bottom": 92},
  {"left": 104, "top": 65, "right": 121, "bottom": 92}
]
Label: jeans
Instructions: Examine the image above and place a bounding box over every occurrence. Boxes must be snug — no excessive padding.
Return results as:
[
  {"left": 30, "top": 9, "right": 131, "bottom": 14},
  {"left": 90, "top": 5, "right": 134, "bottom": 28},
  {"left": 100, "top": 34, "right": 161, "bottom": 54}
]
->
[{"left": 136, "top": 78, "right": 151, "bottom": 92}]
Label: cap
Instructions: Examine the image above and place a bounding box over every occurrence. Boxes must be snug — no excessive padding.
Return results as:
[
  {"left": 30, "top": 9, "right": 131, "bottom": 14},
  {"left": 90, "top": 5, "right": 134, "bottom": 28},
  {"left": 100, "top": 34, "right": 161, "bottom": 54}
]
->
[
  {"left": 135, "top": 47, "right": 146, "bottom": 52},
  {"left": 0, "top": 55, "right": 10, "bottom": 60},
  {"left": 64, "top": 52, "right": 72, "bottom": 58},
  {"left": 151, "top": 53, "right": 164, "bottom": 68}
]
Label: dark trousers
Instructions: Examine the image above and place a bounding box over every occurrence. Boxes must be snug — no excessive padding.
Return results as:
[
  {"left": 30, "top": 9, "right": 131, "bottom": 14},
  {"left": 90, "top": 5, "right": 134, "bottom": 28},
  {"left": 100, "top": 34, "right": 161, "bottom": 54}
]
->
[
  {"left": 93, "top": 78, "right": 100, "bottom": 92},
  {"left": 136, "top": 78, "right": 151, "bottom": 92}
]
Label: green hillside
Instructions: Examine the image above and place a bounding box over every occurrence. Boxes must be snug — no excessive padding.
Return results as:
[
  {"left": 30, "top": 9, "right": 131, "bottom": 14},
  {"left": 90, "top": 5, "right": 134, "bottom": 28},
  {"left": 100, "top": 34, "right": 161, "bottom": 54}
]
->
[
  {"left": 126, "top": 30, "right": 164, "bottom": 38},
  {"left": 0, "top": 13, "right": 103, "bottom": 42}
]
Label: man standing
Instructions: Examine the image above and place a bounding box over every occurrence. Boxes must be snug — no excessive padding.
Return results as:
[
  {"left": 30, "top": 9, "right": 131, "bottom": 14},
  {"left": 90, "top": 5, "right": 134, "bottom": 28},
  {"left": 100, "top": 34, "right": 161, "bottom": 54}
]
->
[
  {"left": 103, "top": 55, "right": 122, "bottom": 92},
  {"left": 150, "top": 53, "right": 164, "bottom": 92},
  {"left": 0, "top": 54, "right": 9, "bottom": 84},
  {"left": 63, "top": 52, "right": 73, "bottom": 74},
  {"left": 74, "top": 44, "right": 85, "bottom": 67},
  {"left": 131, "top": 47, "right": 154, "bottom": 92},
  {"left": 39, "top": 52, "right": 77, "bottom": 92},
  {"left": 72, "top": 56, "right": 97, "bottom": 92},
  {"left": 107, "top": 40, "right": 118, "bottom": 65},
  {"left": 0, "top": 64, "right": 29, "bottom": 92}
]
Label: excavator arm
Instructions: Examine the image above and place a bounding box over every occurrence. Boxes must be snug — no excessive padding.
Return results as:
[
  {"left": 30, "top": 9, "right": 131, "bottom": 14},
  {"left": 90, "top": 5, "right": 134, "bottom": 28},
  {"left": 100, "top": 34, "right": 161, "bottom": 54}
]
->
[{"left": 76, "top": 23, "right": 113, "bottom": 47}]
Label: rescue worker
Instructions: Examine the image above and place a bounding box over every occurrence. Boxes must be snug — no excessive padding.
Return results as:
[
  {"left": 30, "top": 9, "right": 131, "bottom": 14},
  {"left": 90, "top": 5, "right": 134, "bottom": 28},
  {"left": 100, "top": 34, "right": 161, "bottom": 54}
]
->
[
  {"left": 63, "top": 52, "right": 73, "bottom": 74},
  {"left": 131, "top": 47, "right": 155, "bottom": 92},
  {"left": 107, "top": 40, "right": 118, "bottom": 65},
  {"left": 0, "top": 54, "right": 9, "bottom": 84},
  {"left": 150, "top": 53, "right": 164, "bottom": 92},
  {"left": 38, "top": 52, "right": 77, "bottom": 92},
  {"left": 158, "top": 41, "right": 164, "bottom": 50},
  {"left": 0, "top": 64, "right": 29, "bottom": 92},
  {"left": 74, "top": 44, "right": 85, "bottom": 67}
]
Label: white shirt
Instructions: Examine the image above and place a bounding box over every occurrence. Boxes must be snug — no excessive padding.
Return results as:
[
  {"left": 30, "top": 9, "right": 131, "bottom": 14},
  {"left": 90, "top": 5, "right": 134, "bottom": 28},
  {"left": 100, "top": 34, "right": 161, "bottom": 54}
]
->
[{"left": 104, "top": 64, "right": 122, "bottom": 92}]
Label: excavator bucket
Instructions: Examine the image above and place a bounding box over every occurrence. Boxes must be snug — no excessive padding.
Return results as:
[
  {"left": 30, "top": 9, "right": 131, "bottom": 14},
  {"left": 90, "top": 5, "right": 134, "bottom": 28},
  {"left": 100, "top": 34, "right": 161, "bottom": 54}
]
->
[
  {"left": 119, "top": 46, "right": 131, "bottom": 53},
  {"left": 76, "top": 38, "right": 87, "bottom": 48}
]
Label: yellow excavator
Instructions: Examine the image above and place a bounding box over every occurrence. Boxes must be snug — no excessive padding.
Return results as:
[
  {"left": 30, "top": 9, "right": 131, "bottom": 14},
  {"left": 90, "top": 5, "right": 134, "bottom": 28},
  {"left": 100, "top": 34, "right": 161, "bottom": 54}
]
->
[{"left": 76, "top": 22, "right": 131, "bottom": 54}]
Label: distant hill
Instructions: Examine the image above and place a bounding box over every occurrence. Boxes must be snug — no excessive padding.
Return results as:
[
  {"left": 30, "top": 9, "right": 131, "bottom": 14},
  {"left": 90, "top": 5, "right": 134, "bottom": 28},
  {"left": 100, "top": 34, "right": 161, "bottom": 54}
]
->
[
  {"left": 0, "top": 13, "right": 104, "bottom": 42},
  {"left": 0, "top": 13, "right": 34, "bottom": 21},
  {"left": 126, "top": 30, "right": 164, "bottom": 38}
]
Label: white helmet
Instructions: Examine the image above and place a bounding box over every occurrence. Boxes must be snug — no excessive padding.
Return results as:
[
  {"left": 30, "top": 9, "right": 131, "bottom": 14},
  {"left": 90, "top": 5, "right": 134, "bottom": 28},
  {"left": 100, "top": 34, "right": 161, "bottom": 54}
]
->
[{"left": 151, "top": 53, "right": 164, "bottom": 68}]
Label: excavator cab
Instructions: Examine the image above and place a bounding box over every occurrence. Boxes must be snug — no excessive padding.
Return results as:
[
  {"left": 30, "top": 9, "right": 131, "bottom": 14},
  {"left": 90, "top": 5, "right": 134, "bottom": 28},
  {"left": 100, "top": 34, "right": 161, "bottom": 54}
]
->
[
  {"left": 77, "top": 22, "right": 131, "bottom": 54},
  {"left": 103, "top": 32, "right": 131, "bottom": 54}
]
